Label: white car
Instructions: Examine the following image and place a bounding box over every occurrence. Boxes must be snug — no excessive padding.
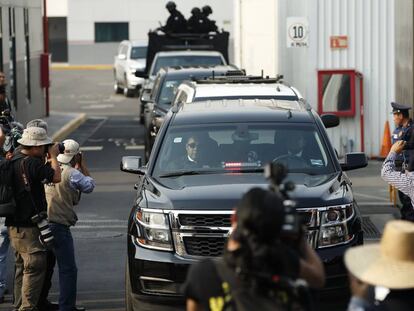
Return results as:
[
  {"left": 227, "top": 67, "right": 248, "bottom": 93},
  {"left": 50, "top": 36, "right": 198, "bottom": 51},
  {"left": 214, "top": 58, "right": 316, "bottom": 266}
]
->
[{"left": 114, "top": 40, "right": 147, "bottom": 97}]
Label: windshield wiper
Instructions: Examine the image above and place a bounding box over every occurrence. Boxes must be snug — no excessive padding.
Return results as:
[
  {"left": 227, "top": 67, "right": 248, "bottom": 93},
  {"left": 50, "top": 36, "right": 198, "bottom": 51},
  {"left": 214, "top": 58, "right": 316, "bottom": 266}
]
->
[{"left": 158, "top": 170, "right": 221, "bottom": 178}]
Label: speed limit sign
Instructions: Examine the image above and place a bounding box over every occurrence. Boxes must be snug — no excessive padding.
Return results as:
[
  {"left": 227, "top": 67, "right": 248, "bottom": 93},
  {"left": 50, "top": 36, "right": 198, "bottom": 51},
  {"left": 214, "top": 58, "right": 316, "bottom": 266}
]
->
[{"left": 287, "top": 17, "right": 309, "bottom": 48}]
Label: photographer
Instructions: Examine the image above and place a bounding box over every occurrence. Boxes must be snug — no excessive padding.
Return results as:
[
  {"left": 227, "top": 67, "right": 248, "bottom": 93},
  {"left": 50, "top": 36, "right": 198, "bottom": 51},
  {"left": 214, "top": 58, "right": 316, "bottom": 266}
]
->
[
  {"left": 183, "top": 187, "right": 325, "bottom": 311},
  {"left": 45, "top": 139, "right": 95, "bottom": 311},
  {"left": 5, "top": 127, "right": 61, "bottom": 310},
  {"left": 0, "top": 122, "right": 23, "bottom": 302},
  {"left": 381, "top": 140, "right": 414, "bottom": 221}
]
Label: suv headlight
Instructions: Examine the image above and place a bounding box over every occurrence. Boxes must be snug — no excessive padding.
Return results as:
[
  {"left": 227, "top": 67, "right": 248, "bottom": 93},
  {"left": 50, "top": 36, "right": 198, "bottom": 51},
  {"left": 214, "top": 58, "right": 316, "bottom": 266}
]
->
[
  {"left": 318, "top": 204, "right": 354, "bottom": 248},
  {"left": 134, "top": 209, "right": 173, "bottom": 251}
]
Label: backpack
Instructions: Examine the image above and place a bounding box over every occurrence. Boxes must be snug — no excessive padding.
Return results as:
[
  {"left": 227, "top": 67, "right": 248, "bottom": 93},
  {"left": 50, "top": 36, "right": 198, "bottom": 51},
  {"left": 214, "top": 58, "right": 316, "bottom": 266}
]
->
[
  {"left": 0, "top": 158, "right": 16, "bottom": 217},
  {"left": 214, "top": 258, "right": 308, "bottom": 311},
  {"left": 0, "top": 154, "right": 26, "bottom": 217}
]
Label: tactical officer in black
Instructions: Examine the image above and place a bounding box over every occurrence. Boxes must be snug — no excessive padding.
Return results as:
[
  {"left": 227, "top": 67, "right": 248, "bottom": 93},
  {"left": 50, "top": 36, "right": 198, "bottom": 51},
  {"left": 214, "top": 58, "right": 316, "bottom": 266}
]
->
[
  {"left": 160, "top": 1, "right": 187, "bottom": 34},
  {"left": 187, "top": 7, "right": 206, "bottom": 33},
  {"left": 391, "top": 102, "right": 414, "bottom": 220},
  {"left": 201, "top": 5, "right": 218, "bottom": 32}
]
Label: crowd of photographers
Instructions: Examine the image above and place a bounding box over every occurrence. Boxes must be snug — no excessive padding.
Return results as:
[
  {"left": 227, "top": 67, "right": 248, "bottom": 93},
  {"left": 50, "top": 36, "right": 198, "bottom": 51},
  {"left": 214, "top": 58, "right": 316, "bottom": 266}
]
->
[{"left": 0, "top": 72, "right": 95, "bottom": 311}]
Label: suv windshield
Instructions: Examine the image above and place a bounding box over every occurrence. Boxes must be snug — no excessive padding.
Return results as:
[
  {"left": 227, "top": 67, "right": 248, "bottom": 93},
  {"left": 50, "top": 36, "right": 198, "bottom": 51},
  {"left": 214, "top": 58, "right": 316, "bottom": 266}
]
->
[
  {"left": 152, "top": 55, "right": 224, "bottom": 76},
  {"left": 158, "top": 79, "right": 183, "bottom": 105},
  {"left": 130, "top": 47, "right": 147, "bottom": 59},
  {"left": 153, "top": 123, "right": 335, "bottom": 176}
]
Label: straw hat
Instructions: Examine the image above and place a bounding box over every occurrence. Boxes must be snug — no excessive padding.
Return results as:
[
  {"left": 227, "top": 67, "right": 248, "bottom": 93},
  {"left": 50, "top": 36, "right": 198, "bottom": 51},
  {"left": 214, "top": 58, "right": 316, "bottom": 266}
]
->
[
  {"left": 57, "top": 139, "right": 80, "bottom": 164},
  {"left": 17, "top": 127, "right": 52, "bottom": 147},
  {"left": 345, "top": 220, "right": 414, "bottom": 289}
]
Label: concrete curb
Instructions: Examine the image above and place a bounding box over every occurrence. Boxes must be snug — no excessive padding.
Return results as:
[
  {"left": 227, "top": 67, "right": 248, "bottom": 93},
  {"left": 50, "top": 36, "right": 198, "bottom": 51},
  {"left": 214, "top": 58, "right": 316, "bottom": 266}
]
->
[
  {"left": 51, "top": 64, "right": 113, "bottom": 70},
  {"left": 52, "top": 113, "right": 87, "bottom": 141}
]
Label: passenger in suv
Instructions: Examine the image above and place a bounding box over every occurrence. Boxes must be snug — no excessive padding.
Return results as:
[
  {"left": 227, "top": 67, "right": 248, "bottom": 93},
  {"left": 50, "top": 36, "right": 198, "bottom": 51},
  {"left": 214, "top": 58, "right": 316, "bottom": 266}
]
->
[
  {"left": 121, "top": 98, "right": 368, "bottom": 310},
  {"left": 113, "top": 40, "right": 147, "bottom": 97},
  {"left": 143, "top": 65, "right": 242, "bottom": 161}
]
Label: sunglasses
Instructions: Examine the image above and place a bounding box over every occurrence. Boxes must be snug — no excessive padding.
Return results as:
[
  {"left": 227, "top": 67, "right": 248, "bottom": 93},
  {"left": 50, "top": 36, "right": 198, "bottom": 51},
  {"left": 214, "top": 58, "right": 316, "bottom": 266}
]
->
[{"left": 187, "top": 142, "right": 198, "bottom": 148}]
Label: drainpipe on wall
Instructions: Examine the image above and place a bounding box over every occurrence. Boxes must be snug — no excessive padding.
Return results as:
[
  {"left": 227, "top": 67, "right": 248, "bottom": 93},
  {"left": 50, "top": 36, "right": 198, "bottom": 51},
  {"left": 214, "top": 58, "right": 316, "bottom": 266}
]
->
[{"left": 42, "top": 0, "right": 50, "bottom": 117}]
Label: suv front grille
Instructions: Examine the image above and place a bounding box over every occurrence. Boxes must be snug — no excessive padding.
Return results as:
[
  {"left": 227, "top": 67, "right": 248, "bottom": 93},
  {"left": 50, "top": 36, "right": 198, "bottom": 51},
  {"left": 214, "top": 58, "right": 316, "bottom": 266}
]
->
[
  {"left": 184, "top": 236, "right": 226, "bottom": 257},
  {"left": 179, "top": 214, "right": 231, "bottom": 227}
]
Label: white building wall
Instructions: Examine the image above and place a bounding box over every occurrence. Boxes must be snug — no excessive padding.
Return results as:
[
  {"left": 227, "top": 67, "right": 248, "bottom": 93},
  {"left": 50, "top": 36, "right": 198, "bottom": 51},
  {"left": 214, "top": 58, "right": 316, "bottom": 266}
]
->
[
  {"left": 47, "top": 0, "right": 67, "bottom": 17},
  {"left": 66, "top": 0, "right": 235, "bottom": 64},
  {"left": 233, "top": 0, "right": 278, "bottom": 76},
  {"left": 278, "top": 0, "right": 395, "bottom": 157}
]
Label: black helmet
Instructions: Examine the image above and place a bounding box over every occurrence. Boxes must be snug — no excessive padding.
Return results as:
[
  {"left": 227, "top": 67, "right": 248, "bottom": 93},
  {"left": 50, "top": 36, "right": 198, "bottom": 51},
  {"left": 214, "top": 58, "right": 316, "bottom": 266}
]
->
[
  {"left": 166, "top": 1, "right": 176, "bottom": 10},
  {"left": 202, "top": 5, "right": 212, "bottom": 15},
  {"left": 191, "top": 7, "right": 201, "bottom": 15}
]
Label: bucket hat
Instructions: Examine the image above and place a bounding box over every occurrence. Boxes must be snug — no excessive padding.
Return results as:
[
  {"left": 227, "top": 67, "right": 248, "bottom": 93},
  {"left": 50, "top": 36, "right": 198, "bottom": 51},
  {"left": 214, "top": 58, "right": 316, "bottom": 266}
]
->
[
  {"left": 345, "top": 220, "right": 414, "bottom": 289},
  {"left": 17, "top": 127, "right": 52, "bottom": 147},
  {"left": 57, "top": 139, "right": 80, "bottom": 164},
  {"left": 26, "top": 119, "right": 48, "bottom": 132}
]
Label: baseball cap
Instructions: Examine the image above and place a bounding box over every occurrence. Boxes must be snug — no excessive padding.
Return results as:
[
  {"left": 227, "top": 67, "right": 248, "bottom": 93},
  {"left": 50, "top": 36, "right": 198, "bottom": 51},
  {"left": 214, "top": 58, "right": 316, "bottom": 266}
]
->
[{"left": 57, "top": 139, "right": 80, "bottom": 164}]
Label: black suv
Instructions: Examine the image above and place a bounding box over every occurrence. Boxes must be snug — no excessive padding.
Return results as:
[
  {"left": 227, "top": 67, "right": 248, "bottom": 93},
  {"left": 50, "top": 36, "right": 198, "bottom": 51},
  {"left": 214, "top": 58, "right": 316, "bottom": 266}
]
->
[
  {"left": 143, "top": 65, "right": 242, "bottom": 161},
  {"left": 121, "top": 98, "right": 367, "bottom": 310}
]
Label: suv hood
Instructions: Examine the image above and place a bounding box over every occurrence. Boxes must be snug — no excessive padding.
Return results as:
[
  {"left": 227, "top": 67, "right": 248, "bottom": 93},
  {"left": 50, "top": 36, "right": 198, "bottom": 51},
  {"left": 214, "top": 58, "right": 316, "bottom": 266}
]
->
[{"left": 142, "top": 172, "right": 353, "bottom": 211}]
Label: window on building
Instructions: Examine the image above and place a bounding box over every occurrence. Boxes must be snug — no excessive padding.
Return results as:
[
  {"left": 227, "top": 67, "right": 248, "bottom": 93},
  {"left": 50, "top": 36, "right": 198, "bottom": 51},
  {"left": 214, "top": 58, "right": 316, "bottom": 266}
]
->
[
  {"left": 9, "top": 7, "right": 17, "bottom": 109},
  {"left": 24, "top": 8, "right": 31, "bottom": 102},
  {"left": 94, "top": 22, "right": 128, "bottom": 42}
]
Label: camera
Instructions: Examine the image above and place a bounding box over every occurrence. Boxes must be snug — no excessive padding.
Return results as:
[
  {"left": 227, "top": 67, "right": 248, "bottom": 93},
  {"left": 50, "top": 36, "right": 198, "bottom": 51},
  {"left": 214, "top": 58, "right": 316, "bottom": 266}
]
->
[
  {"left": 264, "top": 162, "right": 302, "bottom": 241},
  {"left": 0, "top": 112, "right": 12, "bottom": 134},
  {"left": 57, "top": 142, "right": 65, "bottom": 154},
  {"left": 31, "top": 211, "right": 54, "bottom": 249}
]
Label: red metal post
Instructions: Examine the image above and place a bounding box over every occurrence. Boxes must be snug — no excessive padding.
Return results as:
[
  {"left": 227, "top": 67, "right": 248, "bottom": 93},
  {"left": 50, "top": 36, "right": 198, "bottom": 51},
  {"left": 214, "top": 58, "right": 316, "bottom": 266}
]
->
[{"left": 42, "top": 0, "right": 50, "bottom": 116}]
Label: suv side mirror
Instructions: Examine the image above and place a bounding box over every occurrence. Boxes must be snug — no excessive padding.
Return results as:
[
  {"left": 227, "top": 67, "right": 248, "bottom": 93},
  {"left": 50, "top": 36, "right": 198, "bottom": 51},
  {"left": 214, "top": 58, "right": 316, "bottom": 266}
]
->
[
  {"left": 340, "top": 152, "right": 368, "bottom": 171},
  {"left": 135, "top": 70, "right": 148, "bottom": 79},
  {"left": 118, "top": 54, "right": 126, "bottom": 60},
  {"left": 120, "top": 156, "right": 145, "bottom": 175},
  {"left": 321, "top": 114, "right": 340, "bottom": 128}
]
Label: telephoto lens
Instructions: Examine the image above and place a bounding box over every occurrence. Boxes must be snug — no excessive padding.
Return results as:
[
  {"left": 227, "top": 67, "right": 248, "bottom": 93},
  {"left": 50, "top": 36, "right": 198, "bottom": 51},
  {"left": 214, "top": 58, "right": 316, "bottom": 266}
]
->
[{"left": 31, "top": 212, "right": 54, "bottom": 249}]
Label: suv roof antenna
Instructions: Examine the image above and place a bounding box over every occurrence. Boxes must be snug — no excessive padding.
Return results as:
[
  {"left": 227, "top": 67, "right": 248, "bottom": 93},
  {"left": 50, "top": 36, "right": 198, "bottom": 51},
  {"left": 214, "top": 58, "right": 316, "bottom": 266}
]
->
[
  {"left": 212, "top": 70, "right": 215, "bottom": 80},
  {"left": 261, "top": 70, "right": 264, "bottom": 78}
]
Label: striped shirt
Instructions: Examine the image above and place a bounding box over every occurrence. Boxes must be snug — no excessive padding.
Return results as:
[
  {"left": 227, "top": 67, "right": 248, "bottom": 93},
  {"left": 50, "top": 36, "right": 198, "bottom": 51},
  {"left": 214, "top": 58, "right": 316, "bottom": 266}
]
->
[{"left": 381, "top": 151, "right": 414, "bottom": 209}]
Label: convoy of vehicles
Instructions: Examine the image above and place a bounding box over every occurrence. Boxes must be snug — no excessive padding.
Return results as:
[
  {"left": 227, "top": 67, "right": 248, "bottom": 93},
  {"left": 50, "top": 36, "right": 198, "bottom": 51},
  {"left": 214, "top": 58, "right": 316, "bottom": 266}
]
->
[
  {"left": 113, "top": 40, "right": 147, "bottom": 97},
  {"left": 118, "top": 29, "right": 368, "bottom": 311},
  {"left": 121, "top": 88, "right": 368, "bottom": 310}
]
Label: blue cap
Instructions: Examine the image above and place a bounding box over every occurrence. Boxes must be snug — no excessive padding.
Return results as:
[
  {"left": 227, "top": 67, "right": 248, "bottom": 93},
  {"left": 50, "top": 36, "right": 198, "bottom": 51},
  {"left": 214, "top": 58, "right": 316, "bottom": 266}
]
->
[{"left": 391, "top": 102, "right": 412, "bottom": 114}]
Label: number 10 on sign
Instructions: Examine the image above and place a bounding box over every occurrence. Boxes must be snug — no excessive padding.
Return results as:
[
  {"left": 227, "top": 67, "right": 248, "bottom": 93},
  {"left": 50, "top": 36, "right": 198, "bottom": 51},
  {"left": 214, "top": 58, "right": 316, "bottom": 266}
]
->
[{"left": 287, "top": 17, "right": 309, "bottom": 48}]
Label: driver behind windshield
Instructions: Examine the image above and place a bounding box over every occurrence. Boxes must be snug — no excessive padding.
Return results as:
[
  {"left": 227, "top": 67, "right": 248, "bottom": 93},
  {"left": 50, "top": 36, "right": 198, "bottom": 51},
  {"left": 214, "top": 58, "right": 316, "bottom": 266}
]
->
[
  {"left": 287, "top": 132, "right": 306, "bottom": 157},
  {"left": 185, "top": 136, "right": 199, "bottom": 167},
  {"left": 273, "top": 131, "right": 311, "bottom": 169}
]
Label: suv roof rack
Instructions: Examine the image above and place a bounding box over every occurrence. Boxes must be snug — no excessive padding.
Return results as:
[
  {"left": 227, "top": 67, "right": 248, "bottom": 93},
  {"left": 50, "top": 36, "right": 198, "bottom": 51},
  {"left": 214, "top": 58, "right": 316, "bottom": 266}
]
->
[{"left": 193, "top": 74, "right": 284, "bottom": 84}]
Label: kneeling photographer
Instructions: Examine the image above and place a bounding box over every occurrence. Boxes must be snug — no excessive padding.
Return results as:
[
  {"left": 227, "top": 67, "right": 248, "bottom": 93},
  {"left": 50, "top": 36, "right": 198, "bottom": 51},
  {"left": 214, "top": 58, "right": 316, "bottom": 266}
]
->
[
  {"left": 5, "top": 127, "right": 61, "bottom": 310},
  {"left": 184, "top": 164, "right": 325, "bottom": 311}
]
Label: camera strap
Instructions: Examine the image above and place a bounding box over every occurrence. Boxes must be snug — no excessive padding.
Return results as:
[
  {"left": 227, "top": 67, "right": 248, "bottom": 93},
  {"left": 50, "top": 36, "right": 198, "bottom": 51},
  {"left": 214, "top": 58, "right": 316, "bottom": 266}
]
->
[{"left": 20, "top": 158, "right": 41, "bottom": 215}]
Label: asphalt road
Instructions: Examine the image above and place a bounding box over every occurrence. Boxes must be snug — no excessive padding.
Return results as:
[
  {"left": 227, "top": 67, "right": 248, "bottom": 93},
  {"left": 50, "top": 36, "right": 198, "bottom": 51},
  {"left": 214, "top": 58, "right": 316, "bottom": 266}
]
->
[{"left": 0, "top": 68, "right": 396, "bottom": 311}]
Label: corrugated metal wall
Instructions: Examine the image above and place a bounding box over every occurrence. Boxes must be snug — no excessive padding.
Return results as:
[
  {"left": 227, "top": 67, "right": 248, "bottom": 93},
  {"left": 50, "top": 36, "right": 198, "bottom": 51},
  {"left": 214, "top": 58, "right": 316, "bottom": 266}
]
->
[
  {"left": 395, "top": 0, "right": 413, "bottom": 108},
  {"left": 278, "top": 0, "right": 395, "bottom": 157}
]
